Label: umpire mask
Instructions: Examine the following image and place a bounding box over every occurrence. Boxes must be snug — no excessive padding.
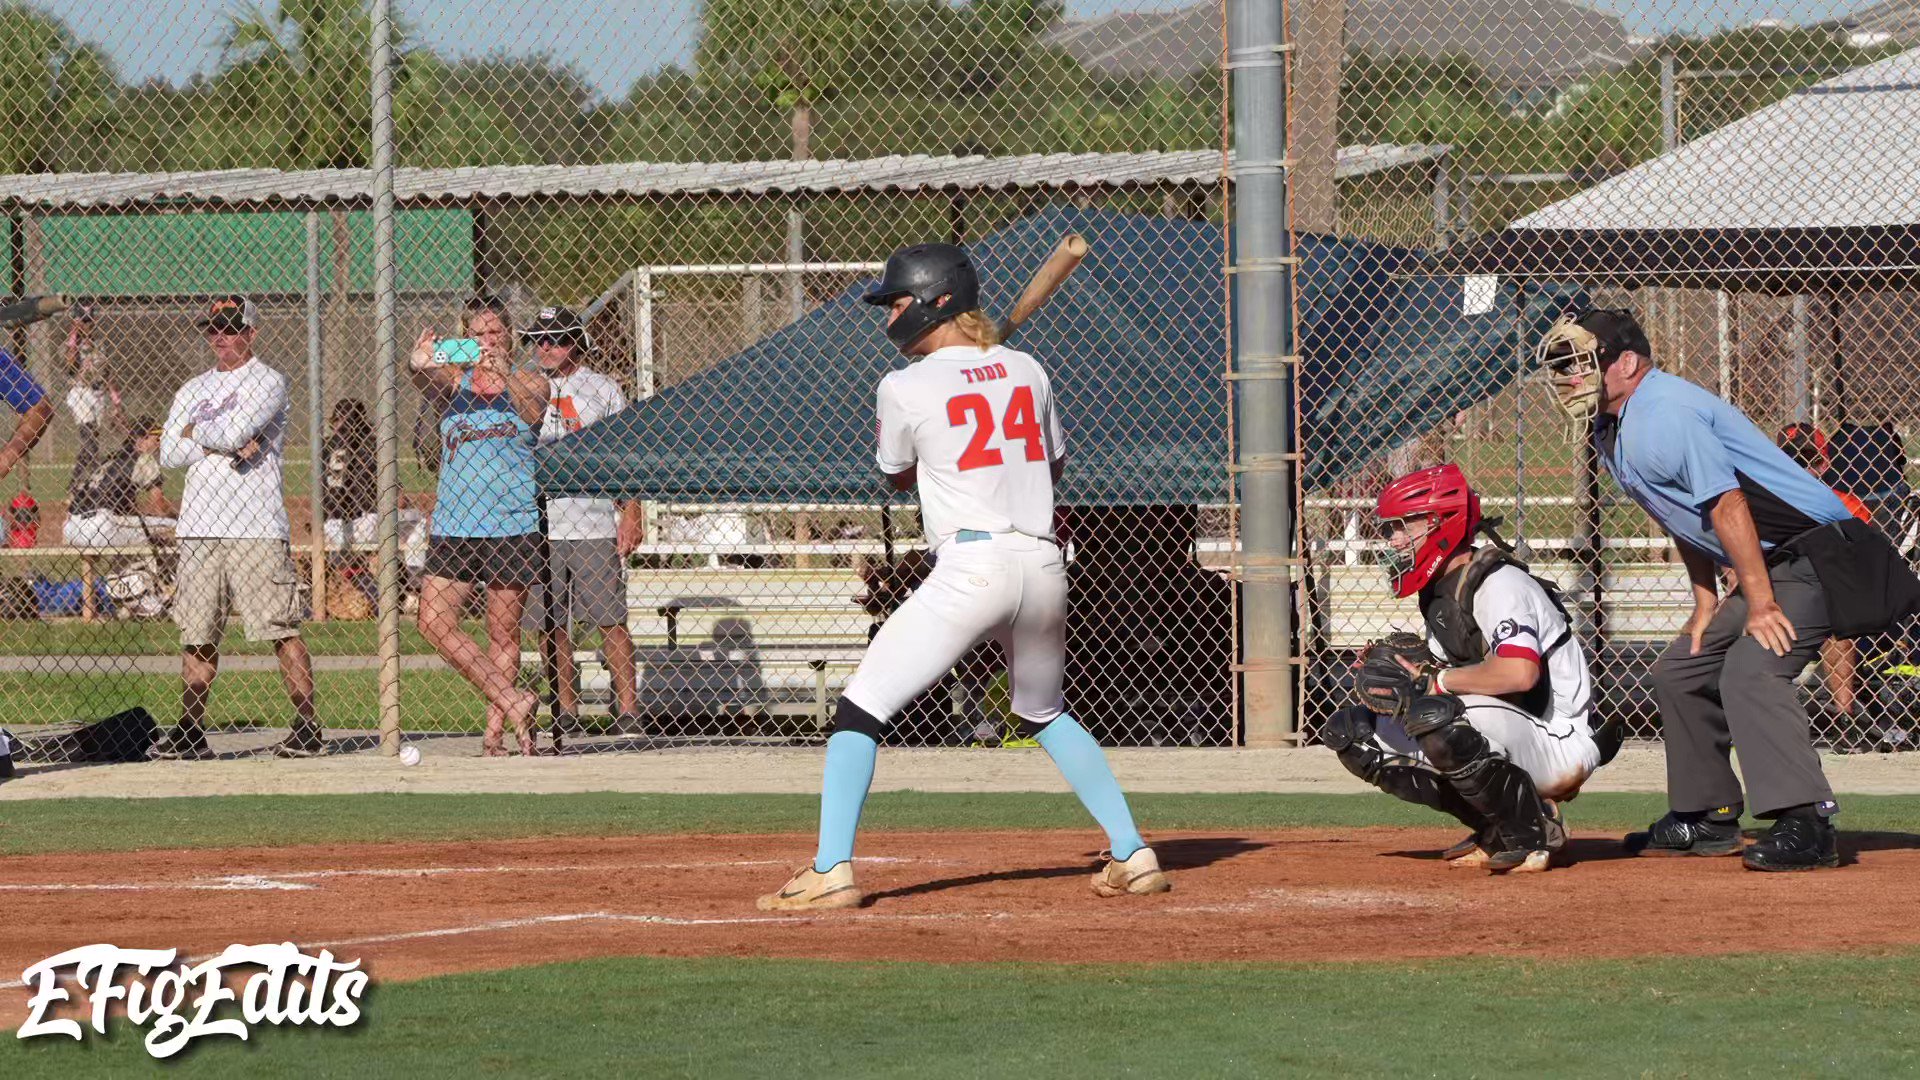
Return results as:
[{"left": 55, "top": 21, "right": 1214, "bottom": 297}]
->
[{"left": 1534, "top": 315, "right": 1604, "bottom": 421}]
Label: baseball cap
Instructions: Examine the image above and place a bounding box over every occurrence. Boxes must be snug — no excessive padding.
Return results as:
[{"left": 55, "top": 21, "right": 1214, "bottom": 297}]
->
[
  {"left": 196, "top": 296, "right": 258, "bottom": 333},
  {"left": 518, "top": 305, "right": 589, "bottom": 346}
]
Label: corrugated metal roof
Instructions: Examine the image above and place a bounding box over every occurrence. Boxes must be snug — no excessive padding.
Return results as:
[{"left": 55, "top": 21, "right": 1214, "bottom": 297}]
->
[
  {"left": 1512, "top": 48, "right": 1920, "bottom": 231},
  {"left": 1846, "top": 0, "right": 1920, "bottom": 40},
  {"left": 1042, "top": 0, "right": 1628, "bottom": 88},
  {"left": 0, "top": 146, "right": 1446, "bottom": 211}
]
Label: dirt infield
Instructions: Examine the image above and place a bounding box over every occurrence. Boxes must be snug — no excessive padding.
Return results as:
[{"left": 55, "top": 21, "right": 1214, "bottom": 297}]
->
[{"left": 5, "top": 827, "right": 1919, "bottom": 1017}]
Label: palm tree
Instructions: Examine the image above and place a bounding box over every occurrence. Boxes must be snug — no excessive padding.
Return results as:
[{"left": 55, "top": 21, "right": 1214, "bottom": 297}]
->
[
  {"left": 0, "top": 7, "right": 120, "bottom": 173},
  {"left": 219, "top": 0, "right": 405, "bottom": 169}
]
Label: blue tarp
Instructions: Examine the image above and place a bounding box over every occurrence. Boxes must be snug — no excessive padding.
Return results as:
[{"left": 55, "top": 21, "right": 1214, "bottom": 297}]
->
[{"left": 537, "top": 207, "right": 1583, "bottom": 503}]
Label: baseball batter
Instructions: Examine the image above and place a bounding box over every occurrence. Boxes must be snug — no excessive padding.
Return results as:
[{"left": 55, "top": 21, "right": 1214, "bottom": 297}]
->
[
  {"left": 1324, "top": 464, "right": 1621, "bottom": 872},
  {"left": 758, "top": 242, "right": 1170, "bottom": 911}
]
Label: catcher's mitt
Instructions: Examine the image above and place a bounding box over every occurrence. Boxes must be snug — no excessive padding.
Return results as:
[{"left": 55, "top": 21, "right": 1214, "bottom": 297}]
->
[{"left": 1353, "top": 632, "right": 1434, "bottom": 718}]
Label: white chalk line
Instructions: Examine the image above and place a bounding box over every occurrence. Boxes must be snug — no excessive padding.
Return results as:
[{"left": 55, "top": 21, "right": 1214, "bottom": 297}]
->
[
  {"left": 0, "top": 891, "right": 1348, "bottom": 992},
  {"left": 0, "top": 856, "right": 951, "bottom": 894},
  {"left": 0, "top": 910, "right": 1000, "bottom": 991}
]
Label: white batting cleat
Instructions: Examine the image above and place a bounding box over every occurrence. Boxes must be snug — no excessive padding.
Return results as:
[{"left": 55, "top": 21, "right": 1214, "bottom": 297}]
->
[
  {"left": 756, "top": 861, "right": 863, "bottom": 912},
  {"left": 1092, "top": 847, "right": 1172, "bottom": 897}
]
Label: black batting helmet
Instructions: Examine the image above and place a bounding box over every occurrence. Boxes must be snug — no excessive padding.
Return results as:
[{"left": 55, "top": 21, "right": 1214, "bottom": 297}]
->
[{"left": 862, "top": 242, "right": 979, "bottom": 351}]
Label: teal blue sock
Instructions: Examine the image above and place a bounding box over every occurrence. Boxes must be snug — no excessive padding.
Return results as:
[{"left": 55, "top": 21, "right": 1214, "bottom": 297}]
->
[
  {"left": 813, "top": 730, "right": 878, "bottom": 872},
  {"left": 1035, "top": 713, "right": 1146, "bottom": 860}
]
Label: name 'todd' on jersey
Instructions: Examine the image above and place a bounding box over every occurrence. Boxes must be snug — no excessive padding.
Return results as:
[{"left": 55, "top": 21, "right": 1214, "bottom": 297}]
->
[{"left": 875, "top": 345, "right": 1065, "bottom": 549}]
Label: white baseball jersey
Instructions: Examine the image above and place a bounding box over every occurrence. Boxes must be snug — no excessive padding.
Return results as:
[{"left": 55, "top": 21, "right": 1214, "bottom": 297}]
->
[
  {"left": 1349, "top": 565, "right": 1608, "bottom": 798},
  {"left": 846, "top": 344, "right": 1071, "bottom": 727},
  {"left": 1424, "top": 564, "right": 1593, "bottom": 733},
  {"left": 874, "top": 344, "right": 1064, "bottom": 551},
  {"left": 538, "top": 368, "right": 627, "bottom": 540}
]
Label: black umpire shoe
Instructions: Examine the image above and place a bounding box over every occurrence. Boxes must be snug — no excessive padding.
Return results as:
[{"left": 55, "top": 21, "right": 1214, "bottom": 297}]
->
[
  {"left": 1742, "top": 807, "right": 1840, "bottom": 872},
  {"left": 1624, "top": 805, "right": 1743, "bottom": 856}
]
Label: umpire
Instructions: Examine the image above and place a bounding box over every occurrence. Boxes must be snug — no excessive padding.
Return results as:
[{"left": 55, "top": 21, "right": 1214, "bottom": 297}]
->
[{"left": 1537, "top": 308, "right": 1915, "bottom": 871}]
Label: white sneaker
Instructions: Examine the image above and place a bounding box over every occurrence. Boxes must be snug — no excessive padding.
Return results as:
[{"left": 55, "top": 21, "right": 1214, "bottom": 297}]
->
[
  {"left": 756, "top": 861, "right": 863, "bottom": 912},
  {"left": 1091, "top": 847, "right": 1171, "bottom": 897}
]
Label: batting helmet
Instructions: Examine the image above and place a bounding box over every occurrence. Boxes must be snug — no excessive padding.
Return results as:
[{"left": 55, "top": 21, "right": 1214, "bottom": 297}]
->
[
  {"left": 1376, "top": 464, "right": 1481, "bottom": 598},
  {"left": 862, "top": 242, "right": 980, "bottom": 351}
]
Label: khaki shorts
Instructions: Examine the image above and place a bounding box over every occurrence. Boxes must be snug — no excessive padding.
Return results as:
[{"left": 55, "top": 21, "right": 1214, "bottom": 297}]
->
[{"left": 175, "top": 537, "right": 307, "bottom": 647}]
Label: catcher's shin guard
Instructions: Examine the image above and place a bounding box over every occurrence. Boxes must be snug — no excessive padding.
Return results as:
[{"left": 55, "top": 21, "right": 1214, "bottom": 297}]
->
[
  {"left": 1323, "top": 706, "right": 1492, "bottom": 835},
  {"left": 1409, "top": 695, "right": 1555, "bottom": 866}
]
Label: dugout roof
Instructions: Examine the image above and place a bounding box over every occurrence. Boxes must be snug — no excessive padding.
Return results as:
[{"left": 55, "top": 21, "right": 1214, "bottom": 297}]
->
[
  {"left": 0, "top": 146, "right": 1445, "bottom": 211},
  {"left": 535, "top": 206, "right": 1580, "bottom": 504},
  {"left": 1419, "top": 47, "right": 1920, "bottom": 292}
]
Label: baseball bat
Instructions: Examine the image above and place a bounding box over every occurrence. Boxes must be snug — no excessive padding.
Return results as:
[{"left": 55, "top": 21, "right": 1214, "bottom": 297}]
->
[
  {"left": 0, "top": 295, "right": 68, "bottom": 330},
  {"left": 998, "top": 234, "right": 1088, "bottom": 341}
]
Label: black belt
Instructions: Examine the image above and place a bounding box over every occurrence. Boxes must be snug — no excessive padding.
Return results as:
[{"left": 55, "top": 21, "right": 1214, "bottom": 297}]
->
[{"left": 1764, "top": 524, "right": 1829, "bottom": 568}]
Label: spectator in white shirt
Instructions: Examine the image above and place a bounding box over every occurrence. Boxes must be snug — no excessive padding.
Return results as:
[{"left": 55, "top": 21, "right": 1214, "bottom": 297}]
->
[
  {"left": 155, "top": 296, "right": 320, "bottom": 759},
  {"left": 517, "top": 307, "right": 642, "bottom": 744}
]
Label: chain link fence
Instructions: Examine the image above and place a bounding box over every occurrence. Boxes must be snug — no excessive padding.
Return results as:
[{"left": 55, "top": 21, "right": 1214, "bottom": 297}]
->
[
  {"left": 1307, "top": 14, "right": 1920, "bottom": 756},
  {"left": 0, "top": 0, "right": 1914, "bottom": 766}
]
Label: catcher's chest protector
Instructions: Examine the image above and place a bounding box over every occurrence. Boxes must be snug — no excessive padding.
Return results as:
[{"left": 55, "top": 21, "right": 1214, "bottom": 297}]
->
[{"left": 1419, "top": 548, "right": 1570, "bottom": 666}]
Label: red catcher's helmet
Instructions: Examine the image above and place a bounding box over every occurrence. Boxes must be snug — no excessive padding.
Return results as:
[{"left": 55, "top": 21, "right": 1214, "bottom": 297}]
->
[{"left": 1375, "top": 464, "right": 1480, "bottom": 598}]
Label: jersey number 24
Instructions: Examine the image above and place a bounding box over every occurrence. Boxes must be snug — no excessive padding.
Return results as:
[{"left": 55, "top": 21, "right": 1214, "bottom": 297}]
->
[{"left": 948, "top": 387, "right": 1045, "bottom": 471}]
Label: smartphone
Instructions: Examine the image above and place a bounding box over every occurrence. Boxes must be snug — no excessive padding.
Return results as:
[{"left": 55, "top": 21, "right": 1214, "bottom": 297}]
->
[{"left": 432, "top": 338, "right": 482, "bottom": 365}]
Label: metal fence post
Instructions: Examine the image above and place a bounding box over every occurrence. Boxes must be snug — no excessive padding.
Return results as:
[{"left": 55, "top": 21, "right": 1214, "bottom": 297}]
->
[
  {"left": 1661, "top": 54, "right": 1678, "bottom": 153},
  {"left": 371, "top": 0, "right": 401, "bottom": 755},
  {"left": 1228, "top": 0, "right": 1298, "bottom": 746},
  {"left": 307, "top": 211, "right": 327, "bottom": 622}
]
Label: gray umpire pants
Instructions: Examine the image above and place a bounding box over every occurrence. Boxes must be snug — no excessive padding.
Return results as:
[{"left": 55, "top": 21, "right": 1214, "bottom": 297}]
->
[{"left": 1650, "top": 554, "right": 1834, "bottom": 818}]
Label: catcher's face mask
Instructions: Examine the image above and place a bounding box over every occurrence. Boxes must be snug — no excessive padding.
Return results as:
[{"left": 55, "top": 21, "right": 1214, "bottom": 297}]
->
[
  {"left": 1376, "top": 515, "right": 1429, "bottom": 593},
  {"left": 1535, "top": 315, "right": 1604, "bottom": 421}
]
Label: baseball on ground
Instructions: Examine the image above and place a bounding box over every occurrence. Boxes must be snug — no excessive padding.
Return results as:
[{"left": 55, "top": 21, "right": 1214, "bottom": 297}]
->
[{"left": 399, "top": 744, "right": 421, "bottom": 767}]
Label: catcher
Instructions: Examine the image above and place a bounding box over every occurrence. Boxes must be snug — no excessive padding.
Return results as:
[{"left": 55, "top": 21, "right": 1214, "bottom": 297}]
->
[{"left": 1324, "top": 464, "right": 1623, "bottom": 873}]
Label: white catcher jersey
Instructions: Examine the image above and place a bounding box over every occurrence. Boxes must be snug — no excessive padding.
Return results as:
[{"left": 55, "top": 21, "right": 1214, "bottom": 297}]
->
[
  {"left": 874, "top": 344, "right": 1064, "bottom": 550},
  {"left": 1426, "top": 563, "right": 1594, "bottom": 735}
]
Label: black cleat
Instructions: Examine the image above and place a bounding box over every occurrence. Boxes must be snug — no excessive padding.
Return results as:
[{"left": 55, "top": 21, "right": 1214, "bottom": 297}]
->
[
  {"left": 1624, "top": 806, "right": 1743, "bottom": 856},
  {"left": 151, "top": 726, "right": 213, "bottom": 761},
  {"left": 1742, "top": 811, "right": 1840, "bottom": 872},
  {"left": 270, "top": 724, "right": 326, "bottom": 759}
]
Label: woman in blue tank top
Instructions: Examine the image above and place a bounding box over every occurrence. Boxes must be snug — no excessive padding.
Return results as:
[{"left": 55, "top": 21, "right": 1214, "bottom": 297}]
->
[{"left": 409, "top": 295, "right": 549, "bottom": 756}]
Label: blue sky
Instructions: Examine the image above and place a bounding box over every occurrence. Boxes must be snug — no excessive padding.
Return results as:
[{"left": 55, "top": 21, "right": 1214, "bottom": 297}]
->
[{"left": 35, "top": 0, "right": 1872, "bottom": 103}]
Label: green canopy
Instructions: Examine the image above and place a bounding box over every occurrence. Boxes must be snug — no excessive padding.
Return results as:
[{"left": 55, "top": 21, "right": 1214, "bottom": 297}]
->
[{"left": 537, "top": 207, "right": 1584, "bottom": 502}]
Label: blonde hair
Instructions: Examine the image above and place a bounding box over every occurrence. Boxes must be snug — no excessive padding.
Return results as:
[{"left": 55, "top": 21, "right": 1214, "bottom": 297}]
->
[{"left": 951, "top": 310, "right": 1001, "bottom": 349}]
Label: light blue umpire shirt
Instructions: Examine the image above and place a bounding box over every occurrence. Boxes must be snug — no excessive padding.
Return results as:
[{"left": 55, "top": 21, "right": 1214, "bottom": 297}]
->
[{"left": 1594, "top": 369, "right": 1852, "bottom": 567}]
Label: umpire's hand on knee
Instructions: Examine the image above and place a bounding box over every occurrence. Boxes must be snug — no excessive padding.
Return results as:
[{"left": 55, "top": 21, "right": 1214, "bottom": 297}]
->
[{"left": 1744, "top": 599, "right": 1797, "bottom": 658}]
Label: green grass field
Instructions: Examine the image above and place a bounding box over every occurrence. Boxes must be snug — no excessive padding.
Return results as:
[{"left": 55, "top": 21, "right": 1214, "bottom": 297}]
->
[
  {"left": 0, "top": 619, "right": 439, "bottom": 658},
  {"left": 3, "top": 792, "right": 1917, "bottom": 1077},
  {"left": 0, "top": 669, "right": 488, "bottom": 732}
]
